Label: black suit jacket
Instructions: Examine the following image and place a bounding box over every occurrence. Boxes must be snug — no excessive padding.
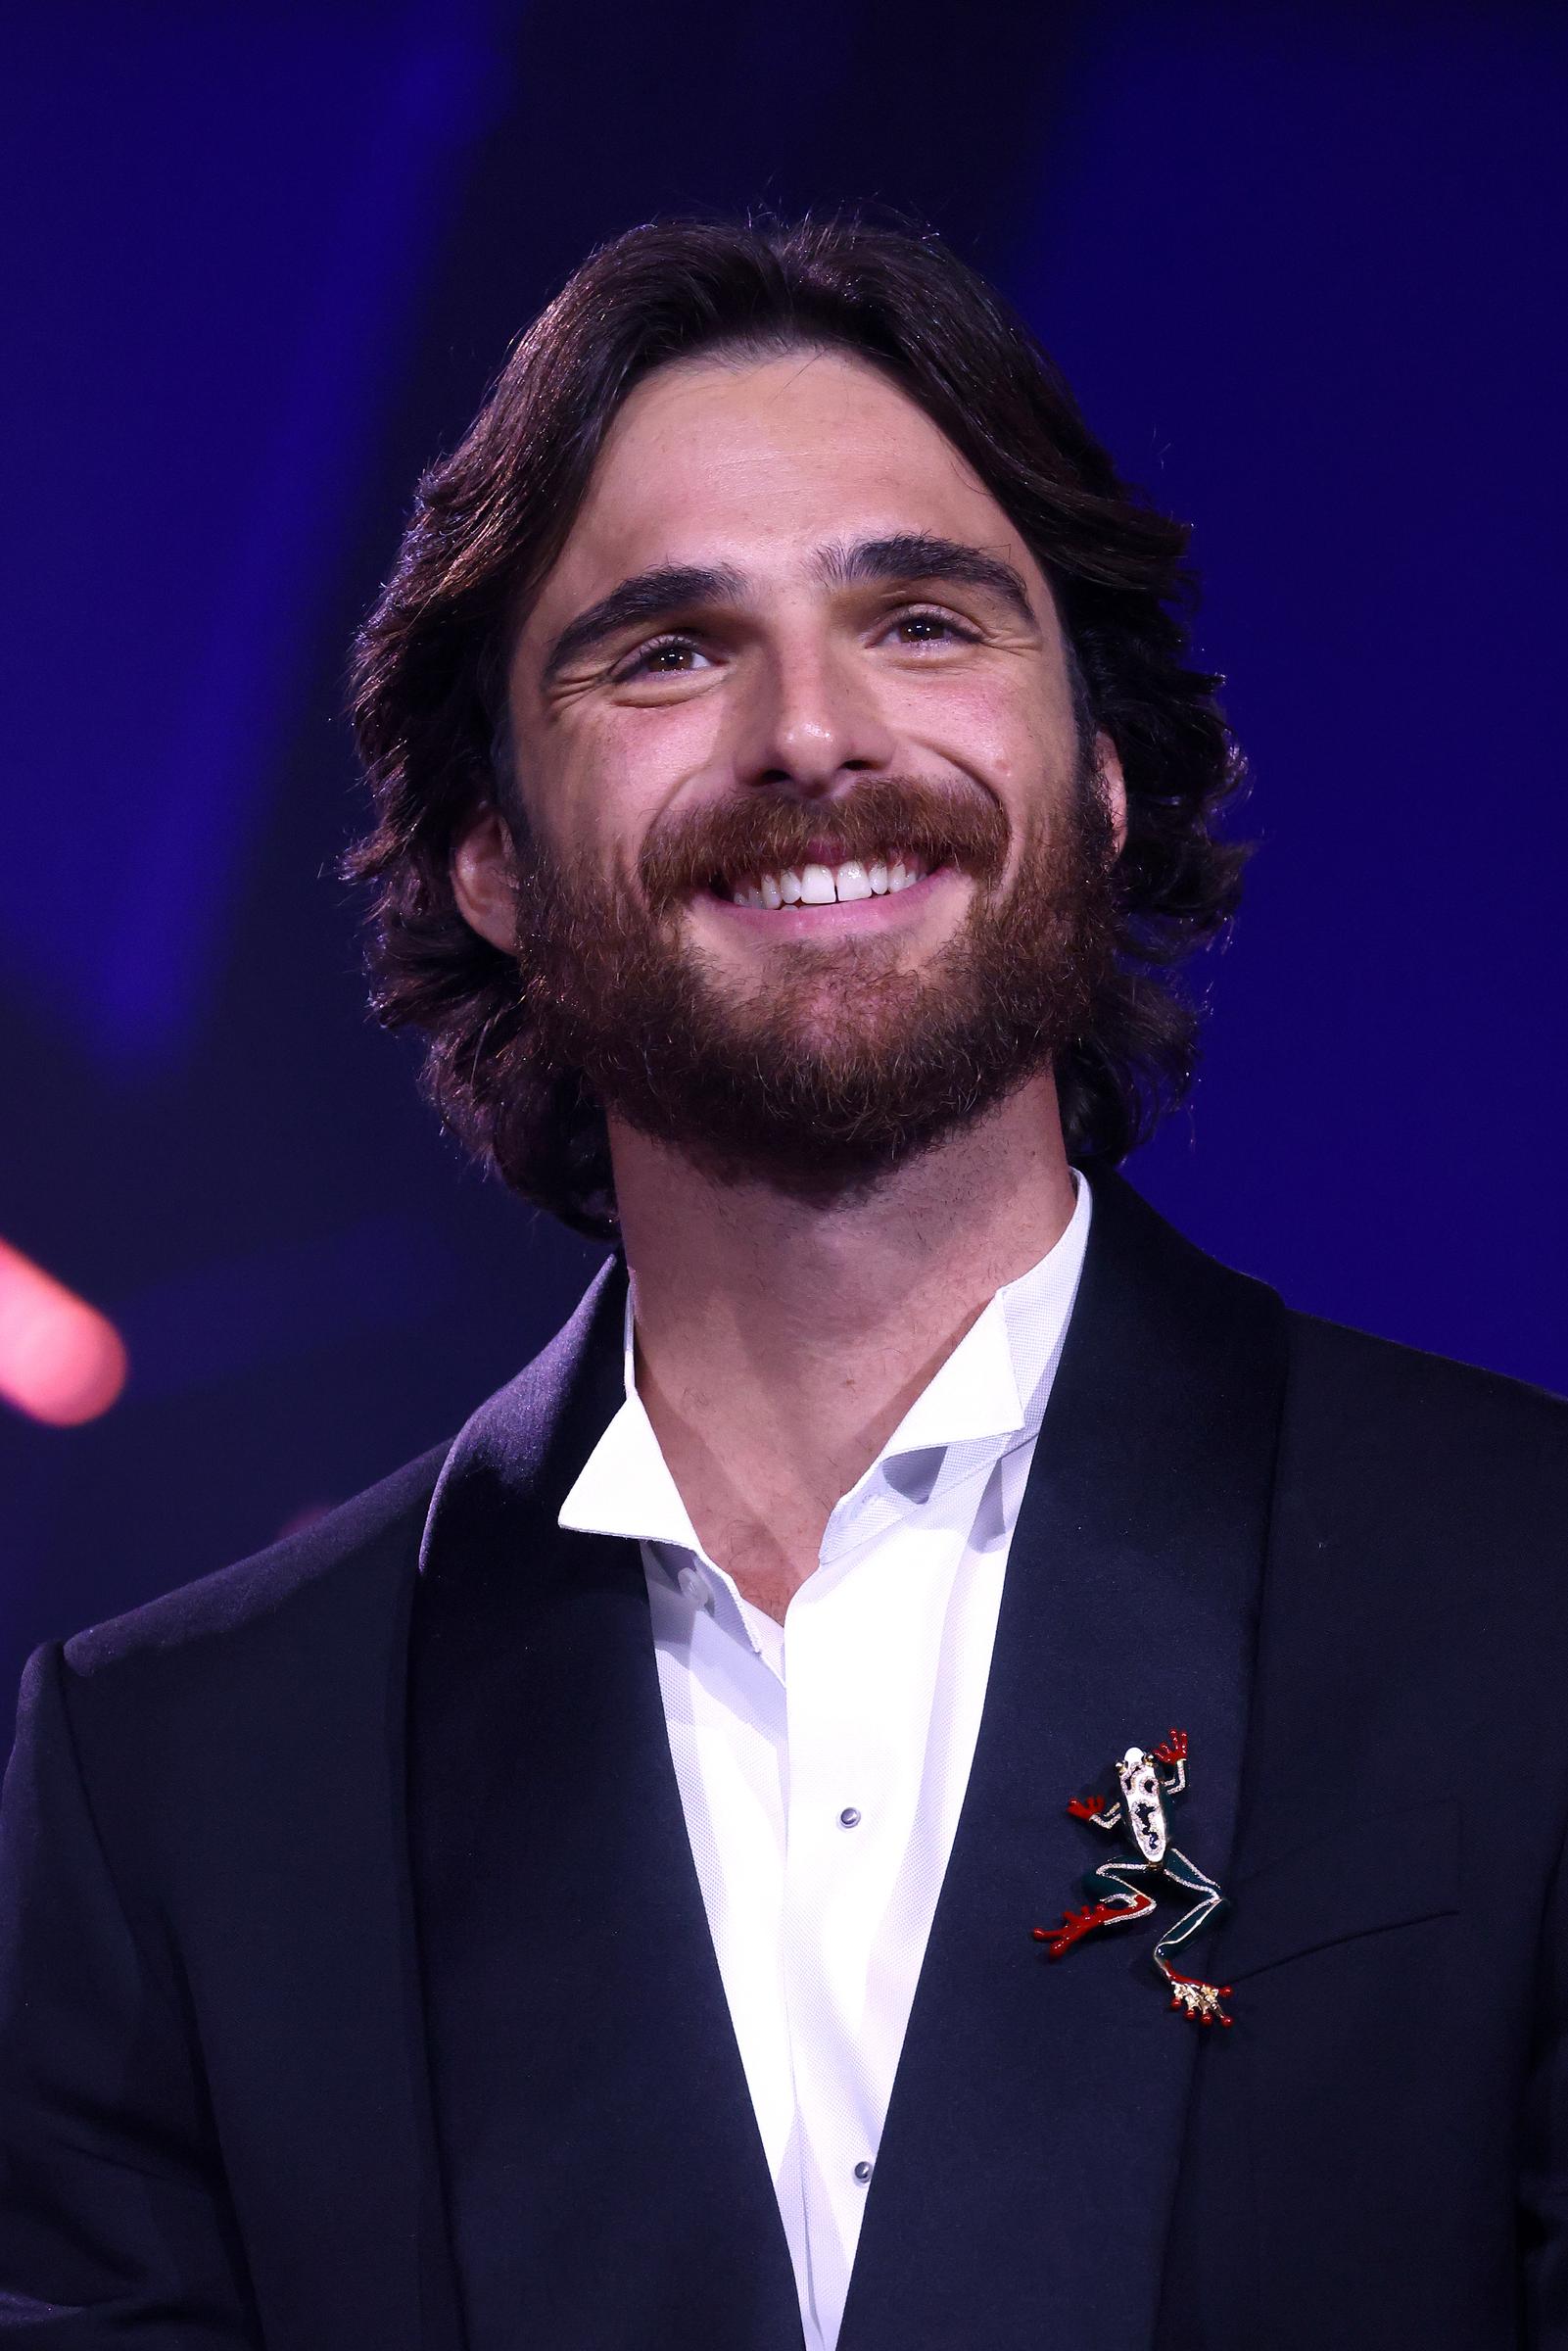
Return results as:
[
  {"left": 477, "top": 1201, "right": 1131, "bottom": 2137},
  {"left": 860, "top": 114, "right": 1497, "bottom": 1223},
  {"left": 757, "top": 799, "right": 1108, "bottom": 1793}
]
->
[{"left": 2, "top": 1171, "right": 1566, "bottom": 2349}]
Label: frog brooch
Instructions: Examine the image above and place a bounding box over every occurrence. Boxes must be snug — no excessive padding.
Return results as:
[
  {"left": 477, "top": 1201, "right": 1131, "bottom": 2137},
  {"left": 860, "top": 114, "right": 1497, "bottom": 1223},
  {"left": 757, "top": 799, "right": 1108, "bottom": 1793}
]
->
[{"left": 1032, "top": 1728, "right": 1234, "bottom": 2027}]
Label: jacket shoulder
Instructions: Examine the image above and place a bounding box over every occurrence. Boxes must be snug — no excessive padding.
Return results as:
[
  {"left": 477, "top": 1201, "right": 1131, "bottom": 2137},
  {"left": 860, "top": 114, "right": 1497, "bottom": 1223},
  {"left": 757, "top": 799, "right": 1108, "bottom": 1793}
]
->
[
  {"left": 61, "top": 1438, "right": 452, "bottom": 1686},
  {"left": 1286, "top": 1306, "right": 1567, "bottom": 1435},
  {"left": 48, "top": 1252, "right": 624, "bottom": 1743},
  {"left": 1280, "top": 1306, "right": 1568, "bottom": 1536}
]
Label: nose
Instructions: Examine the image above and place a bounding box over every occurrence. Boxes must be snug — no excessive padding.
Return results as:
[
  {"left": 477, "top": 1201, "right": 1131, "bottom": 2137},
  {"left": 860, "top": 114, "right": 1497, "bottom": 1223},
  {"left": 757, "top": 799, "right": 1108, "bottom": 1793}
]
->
[{"left": 728, "top": 632, "right": 898, "bottom": 800}]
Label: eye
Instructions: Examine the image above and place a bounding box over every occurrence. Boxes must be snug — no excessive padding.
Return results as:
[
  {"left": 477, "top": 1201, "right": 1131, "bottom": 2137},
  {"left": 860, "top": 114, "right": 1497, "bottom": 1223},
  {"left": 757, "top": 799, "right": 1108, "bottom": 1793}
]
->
[
  {"left": 882, "top": 605, "right": 980, "bottom": 648},
  {"left": 613, "top": 632, "right": 715, "bottom": 681}
]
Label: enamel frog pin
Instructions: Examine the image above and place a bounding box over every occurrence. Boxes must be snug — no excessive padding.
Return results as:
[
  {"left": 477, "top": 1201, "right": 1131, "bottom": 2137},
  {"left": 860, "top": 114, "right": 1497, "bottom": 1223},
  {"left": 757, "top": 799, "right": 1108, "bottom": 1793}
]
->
[{"left": 1032, "top": 1728, "right": 1234, "bottom": 2026}]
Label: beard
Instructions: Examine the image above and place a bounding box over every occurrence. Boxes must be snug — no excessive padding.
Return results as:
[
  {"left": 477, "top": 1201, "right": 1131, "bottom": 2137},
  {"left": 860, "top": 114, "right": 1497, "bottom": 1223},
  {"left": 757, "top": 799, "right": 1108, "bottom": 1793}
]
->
[{"left": 506, "top": 757, "right": 1118, "bottom": 1207}]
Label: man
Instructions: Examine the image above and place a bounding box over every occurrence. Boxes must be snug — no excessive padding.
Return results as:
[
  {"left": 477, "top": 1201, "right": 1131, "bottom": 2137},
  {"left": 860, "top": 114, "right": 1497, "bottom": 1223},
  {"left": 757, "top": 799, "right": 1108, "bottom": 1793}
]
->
[{"left": 1, "top": 216, "right": 1564, "bottom": 2351}]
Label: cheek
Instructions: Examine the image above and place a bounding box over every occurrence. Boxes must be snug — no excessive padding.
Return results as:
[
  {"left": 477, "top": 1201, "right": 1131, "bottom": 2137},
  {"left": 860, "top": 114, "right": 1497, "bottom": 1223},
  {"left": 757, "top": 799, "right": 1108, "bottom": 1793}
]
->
[
  {"left": 545, "top": 702, "right": 717, "bottom": 859},
  {"left": 892, "top": 670, "right": 1073, "bottom": 792}
]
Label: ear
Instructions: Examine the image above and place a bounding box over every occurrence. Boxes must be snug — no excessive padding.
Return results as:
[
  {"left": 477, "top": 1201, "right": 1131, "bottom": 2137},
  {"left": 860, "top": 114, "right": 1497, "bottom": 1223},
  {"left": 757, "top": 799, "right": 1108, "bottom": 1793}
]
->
[
  {"left": 451, "top": 805, "right": 521, "bottom": 954},
  {"left": 1093, "top": 731, "right": 1129, "bottom": 858}
]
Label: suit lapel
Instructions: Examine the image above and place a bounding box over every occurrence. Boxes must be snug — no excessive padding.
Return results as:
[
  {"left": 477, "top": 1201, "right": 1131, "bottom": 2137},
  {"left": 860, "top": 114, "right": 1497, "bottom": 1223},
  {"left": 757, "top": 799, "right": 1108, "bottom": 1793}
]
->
[
  {"left": 407, "top": 1262, "right": 803, "bottom": 2351},
  {"left": 840, "top": 1171, "right": 1289, "bottom": 2351}
]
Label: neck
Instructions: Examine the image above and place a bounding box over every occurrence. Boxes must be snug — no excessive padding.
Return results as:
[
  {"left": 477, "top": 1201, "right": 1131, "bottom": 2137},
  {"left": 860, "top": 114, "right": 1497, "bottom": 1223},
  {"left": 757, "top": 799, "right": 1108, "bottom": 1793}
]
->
[{"left": 608, "top": 1077, "right": 1077, "bottom": 1618}]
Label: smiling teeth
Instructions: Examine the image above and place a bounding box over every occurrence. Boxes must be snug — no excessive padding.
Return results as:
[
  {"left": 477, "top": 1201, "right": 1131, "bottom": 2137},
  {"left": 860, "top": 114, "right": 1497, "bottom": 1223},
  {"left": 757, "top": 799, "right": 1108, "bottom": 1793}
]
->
[{"left": 728, "top": 855, "right": 926, "bottom": 907}]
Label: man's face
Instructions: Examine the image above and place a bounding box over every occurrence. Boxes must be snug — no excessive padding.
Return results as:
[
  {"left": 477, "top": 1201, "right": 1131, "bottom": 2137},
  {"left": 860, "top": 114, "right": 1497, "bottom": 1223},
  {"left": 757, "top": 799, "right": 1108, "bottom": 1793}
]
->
[{"left": 459, "top": 347, "right": 1125, "bottom": 1196}]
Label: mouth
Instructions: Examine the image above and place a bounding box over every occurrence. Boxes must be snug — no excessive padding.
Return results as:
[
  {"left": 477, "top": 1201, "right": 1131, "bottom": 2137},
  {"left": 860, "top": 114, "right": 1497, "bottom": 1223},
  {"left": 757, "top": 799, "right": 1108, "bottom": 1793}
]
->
[{"left": 710, "top": 848, "right": 938, "bottom": 911}]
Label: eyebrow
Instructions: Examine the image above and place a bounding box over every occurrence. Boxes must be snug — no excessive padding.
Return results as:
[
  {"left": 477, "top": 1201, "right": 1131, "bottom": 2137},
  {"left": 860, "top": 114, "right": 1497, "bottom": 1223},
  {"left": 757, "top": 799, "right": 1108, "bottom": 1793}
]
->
[
  {"left": 538, "top": 531, "right": 1037, "bottom": 684},
  {"left": 814, "top": 533, "right": 1037, "bottom": 625},
  {"left": 541, "top": 562, "right": 747, "bottom": 681}
]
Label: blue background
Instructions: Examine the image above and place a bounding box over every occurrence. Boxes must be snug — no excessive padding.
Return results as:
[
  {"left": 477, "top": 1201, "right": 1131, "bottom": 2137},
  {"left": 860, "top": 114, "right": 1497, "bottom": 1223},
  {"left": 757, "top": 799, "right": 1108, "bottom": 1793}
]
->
[{"left": 4, "top": 0, "right": 1564, "bottom": 1722}]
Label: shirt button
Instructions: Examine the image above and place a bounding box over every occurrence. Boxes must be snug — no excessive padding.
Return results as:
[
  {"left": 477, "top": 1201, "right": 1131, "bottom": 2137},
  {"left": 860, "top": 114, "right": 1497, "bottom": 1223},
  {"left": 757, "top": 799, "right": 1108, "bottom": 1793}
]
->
[
  {"left": 678, "top": 1565, "right": 712, "bottom": 1609},
  {"left": 853, "top": 2160, "right": 874, "bottom": 2184},
  {"left": 838, "top": 1806, "right": 862, "bottom": 1828}
]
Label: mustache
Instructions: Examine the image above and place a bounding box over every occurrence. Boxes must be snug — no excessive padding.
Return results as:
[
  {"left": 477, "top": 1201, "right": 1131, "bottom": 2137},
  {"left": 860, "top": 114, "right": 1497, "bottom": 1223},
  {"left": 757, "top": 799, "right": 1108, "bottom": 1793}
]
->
[{"left": 637, "top": 777, "right": 1011, "bottom": 914}]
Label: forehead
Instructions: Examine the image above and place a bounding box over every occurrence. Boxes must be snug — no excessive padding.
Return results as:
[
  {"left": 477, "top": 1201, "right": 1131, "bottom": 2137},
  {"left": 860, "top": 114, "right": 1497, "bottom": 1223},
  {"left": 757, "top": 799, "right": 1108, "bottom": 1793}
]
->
[{"left": 538, "top": 347, "right": 1039, "bottom": 605}]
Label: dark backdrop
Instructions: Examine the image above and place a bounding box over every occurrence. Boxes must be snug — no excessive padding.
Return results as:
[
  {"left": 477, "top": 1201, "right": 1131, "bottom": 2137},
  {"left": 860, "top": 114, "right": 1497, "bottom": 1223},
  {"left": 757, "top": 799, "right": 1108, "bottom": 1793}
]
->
[{"left": 4, "top": 0, "right": 1564, "bottom": 1729}]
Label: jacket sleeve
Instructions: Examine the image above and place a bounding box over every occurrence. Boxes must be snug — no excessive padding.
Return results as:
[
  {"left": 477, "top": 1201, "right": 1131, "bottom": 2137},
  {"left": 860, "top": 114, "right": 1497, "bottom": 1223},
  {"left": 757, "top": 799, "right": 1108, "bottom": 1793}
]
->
[{"left": 0, "top": 1643, "right": 261, "bottom": 2344}]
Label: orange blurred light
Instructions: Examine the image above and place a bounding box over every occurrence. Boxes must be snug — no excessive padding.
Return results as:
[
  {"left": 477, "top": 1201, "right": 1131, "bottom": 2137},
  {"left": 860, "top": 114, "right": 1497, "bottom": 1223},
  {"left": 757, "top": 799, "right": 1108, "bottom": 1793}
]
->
[{"left": 0, "top": 1237, "right": 128, "bottom": 1427}]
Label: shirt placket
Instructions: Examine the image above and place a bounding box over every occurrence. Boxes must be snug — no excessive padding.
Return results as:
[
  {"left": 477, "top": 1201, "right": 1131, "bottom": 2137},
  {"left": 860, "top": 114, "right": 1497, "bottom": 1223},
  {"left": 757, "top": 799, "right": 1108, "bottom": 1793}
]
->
[{"left": 777, "top": 1509, "right": 908, "bottom": 2348}]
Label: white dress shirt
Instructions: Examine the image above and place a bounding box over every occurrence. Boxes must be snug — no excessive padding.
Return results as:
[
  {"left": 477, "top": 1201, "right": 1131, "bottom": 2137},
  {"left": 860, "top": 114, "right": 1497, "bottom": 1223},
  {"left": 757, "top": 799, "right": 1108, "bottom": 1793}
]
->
[{"left": 557, "top": 1174, "right": 1092, "bottom": 2351}]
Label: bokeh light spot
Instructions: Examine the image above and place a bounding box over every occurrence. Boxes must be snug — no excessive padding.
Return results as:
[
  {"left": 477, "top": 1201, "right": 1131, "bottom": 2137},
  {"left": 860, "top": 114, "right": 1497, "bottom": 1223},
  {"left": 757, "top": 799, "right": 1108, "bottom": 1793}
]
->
[{"left": 0, "top": 1238, "right": 129, "bottom": 1427}]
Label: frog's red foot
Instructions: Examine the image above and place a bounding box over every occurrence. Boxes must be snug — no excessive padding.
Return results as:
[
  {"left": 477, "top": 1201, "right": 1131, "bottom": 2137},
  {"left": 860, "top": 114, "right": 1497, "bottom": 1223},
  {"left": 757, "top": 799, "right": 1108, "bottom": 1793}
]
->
[
  {"left": 1165, "top": 1971, "right": 1234, "bottom": 2027},
  {"left": 1032, "top": 1892, "right": 1155, "bottom": 1960}
]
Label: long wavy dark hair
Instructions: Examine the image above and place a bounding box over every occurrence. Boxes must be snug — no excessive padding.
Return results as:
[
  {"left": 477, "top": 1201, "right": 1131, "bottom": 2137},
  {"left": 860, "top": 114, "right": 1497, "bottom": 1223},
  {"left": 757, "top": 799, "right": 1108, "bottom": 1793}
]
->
[{"left": 347, "top": 216, "right": 1248, "bottom": 1240}]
